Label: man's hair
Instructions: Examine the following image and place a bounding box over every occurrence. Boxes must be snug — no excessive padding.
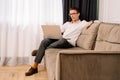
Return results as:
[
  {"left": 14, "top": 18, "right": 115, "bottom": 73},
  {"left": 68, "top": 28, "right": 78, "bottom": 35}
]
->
[{"left": 69, "top": 7, "right": 80, "bottom": 13}]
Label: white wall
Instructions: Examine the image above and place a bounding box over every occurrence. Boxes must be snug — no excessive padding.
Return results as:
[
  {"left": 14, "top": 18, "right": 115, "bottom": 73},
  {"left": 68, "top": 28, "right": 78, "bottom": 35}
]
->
[{"left": 99, "top": 0, "right": 120, "bottom": 23}]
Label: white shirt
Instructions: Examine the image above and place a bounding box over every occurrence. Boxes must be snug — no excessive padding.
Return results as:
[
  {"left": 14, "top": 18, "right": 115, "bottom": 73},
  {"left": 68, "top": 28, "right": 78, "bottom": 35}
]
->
[{"left": 61, "top": 20, "right": 87, "bottom": 46}]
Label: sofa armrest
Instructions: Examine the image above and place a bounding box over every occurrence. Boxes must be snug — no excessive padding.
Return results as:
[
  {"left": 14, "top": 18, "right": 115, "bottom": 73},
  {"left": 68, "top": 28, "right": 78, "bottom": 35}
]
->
[{"left": 56, "top": 50, "right": 120, "bottom": 80}]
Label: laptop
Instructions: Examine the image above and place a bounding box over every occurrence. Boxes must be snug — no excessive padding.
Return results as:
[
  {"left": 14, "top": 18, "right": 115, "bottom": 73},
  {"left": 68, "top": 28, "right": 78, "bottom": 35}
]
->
[{"left": 41, "top": 25, "right": 62, "bottom": 39}]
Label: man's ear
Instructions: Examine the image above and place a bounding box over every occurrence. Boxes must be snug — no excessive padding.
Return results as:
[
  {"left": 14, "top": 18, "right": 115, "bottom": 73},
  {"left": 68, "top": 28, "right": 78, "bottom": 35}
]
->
[{"left": 78, "top": 13, "right": 80, "bottom": 16}]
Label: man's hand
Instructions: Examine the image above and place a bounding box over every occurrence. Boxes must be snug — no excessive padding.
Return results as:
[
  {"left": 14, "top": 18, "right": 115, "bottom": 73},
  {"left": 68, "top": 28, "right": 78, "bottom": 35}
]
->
[{"left": 85, "top": 20, "right": 93, "bottom": 29}]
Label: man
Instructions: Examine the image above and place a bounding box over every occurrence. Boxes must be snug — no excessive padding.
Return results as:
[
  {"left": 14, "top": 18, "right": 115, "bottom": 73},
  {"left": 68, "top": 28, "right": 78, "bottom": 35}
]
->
[{"left": 25, "top": 7, "right": 93, "bottom": 76}]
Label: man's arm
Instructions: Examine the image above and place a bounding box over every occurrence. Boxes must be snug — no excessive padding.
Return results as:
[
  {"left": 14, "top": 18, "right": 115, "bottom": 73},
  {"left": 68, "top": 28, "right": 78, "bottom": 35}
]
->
[{"left": 85, "top": 20, "right": 93, "bottom": 29}]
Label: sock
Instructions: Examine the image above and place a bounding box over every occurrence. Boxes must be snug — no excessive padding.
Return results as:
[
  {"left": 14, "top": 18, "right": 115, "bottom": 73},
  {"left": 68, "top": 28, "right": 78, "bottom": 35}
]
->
[{"left": 32, "top": 62, "right": 38, "bottom": 69}]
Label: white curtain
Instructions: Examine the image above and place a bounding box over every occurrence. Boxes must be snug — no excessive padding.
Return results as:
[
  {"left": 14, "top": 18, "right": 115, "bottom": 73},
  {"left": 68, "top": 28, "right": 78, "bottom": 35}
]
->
[
  {"left": 0, "top": 0, "right": 63, "bottom": 66},
  {"left": 99, "top": 0, "right": 120, "bottom": 23}
]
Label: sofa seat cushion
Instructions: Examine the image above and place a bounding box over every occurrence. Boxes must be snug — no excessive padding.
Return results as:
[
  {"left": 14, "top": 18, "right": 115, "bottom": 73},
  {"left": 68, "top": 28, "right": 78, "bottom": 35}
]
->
[
  {"left": 45, "top": 47, "right": 85, "bottom": 80},
  {"left": 95, "top": 23, "right": 120, "bottom": 51},
  {"left": 77, "top": 22, "right": 100, "bottom": 50}
]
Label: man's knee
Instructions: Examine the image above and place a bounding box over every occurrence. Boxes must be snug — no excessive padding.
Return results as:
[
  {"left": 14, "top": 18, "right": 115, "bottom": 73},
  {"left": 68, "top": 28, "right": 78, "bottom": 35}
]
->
[{"left": 41, "top": 38, "right": 51, "bottom": 44}]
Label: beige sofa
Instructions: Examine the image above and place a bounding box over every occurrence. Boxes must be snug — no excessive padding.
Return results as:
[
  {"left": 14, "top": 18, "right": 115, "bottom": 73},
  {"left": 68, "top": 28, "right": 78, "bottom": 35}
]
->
[{"left": 43, "top": 21, "right": 120, "bottom": 80}]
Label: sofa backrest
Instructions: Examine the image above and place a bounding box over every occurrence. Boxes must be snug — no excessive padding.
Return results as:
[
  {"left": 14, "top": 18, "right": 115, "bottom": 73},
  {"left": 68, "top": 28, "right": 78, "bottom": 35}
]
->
[
  {"left": 94, "top": 22, "right": 120, "bottom": 51},
  {"left": 76, "top": 21, "right": 100, "bottom": 50}
]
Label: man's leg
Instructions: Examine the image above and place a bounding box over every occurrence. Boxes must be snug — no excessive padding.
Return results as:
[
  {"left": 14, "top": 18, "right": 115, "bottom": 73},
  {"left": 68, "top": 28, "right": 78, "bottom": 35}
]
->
[
  {"left": 34, "top": 38, "right": 58, "bottom": 63},
  {"left": 47, "top": 38, "right": 74, "bottom": 48},
  {"left": 32, "top": 38, "right": 73, "bottom": 72},
  {"left": 25, "top": 38, "right": 58, "bottom": 76}
]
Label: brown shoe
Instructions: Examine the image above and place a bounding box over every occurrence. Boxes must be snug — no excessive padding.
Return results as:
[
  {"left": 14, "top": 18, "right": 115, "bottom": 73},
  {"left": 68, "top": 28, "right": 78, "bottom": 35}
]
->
[
  {"left": 32, "top": 50, "right": 38, "bottom": 56},
  {"left": 25, "top": 67, "right": 38, "bottom": 76}
]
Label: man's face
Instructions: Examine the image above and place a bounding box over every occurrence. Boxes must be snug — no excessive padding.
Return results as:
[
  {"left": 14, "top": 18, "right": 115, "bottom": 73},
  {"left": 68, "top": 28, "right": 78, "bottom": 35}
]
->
[{"left": 69, "top": 10, "right": 80, "bottom": 21}]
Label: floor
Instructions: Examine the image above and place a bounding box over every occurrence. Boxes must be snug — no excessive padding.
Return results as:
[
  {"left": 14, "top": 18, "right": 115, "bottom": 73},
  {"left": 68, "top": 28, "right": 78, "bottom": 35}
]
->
[{"left": 0, "top": 65, "right": 48, "bottom": 80}]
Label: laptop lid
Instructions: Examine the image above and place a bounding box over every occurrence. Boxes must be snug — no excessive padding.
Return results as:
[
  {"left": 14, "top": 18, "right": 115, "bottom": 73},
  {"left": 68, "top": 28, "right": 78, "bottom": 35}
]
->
[{"left": 41, "top": 25, "right": 62, "bottom": 39}]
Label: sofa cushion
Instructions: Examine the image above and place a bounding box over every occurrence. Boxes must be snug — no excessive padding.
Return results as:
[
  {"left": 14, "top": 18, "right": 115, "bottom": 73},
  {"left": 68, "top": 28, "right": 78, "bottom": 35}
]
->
[
  {"left": 76, "top": 21, "right": 100, "bottom": 50},
  {"left": 95, "top": 23, "right": 120, "bottom": 51}
]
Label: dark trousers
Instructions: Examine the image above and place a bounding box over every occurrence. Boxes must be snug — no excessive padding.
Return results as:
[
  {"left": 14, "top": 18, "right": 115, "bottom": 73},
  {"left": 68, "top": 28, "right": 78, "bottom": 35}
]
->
[{"left": 35, "top": 38, "right": 74, "bottom": 63}]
